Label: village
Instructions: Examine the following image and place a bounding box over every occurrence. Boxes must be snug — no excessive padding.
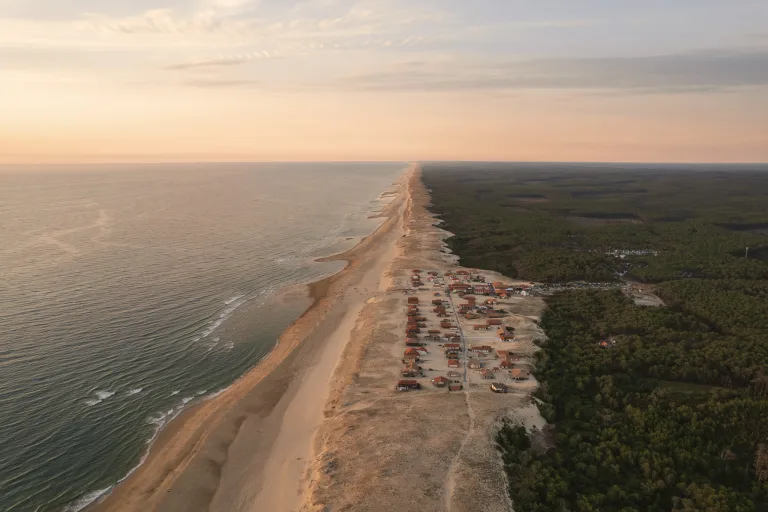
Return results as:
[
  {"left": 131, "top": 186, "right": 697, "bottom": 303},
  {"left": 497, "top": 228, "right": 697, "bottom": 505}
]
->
[{"left": 395, "top": 267, "right": 537, "bottom": 395}]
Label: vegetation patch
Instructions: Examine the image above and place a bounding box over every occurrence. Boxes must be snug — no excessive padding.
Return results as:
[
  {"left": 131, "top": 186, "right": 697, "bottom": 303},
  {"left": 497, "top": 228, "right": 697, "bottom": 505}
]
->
[{"left": 424, "top": 164, "right": 768, "bottom": 511}]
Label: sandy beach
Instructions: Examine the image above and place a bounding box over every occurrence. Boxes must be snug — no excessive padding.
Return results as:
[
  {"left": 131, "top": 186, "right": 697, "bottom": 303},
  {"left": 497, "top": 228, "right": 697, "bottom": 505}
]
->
[
  {"left": 90, "top": 167, "right": 412, "bottom": 512},
  {"left": 299, "top": 166, "right": 547, "bottom": 512},
  {"left": 91, "top": 163, "right": 546, "bottom": 512}
]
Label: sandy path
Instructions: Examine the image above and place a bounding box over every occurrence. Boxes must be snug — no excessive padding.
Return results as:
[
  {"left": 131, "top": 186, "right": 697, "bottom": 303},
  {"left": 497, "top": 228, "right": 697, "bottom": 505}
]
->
[{"left": 443, "top": 389, "right": 476, "bottom": 512}]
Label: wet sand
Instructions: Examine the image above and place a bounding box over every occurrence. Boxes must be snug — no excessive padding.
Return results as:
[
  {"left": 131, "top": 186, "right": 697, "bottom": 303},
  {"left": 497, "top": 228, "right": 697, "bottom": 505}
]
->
[{"left": 90, "top": 167, "right": 413, "bottom": 512}]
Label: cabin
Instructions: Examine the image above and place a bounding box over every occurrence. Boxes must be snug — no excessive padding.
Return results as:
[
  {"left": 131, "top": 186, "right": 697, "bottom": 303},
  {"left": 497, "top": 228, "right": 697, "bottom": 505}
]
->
[
  {"left": 405, "top": 338, "right": 423, "bottom": 347},
  {"left": 432, "top": 376, "right": 449, "bottom": 388},
  {"left": 487, "top": 319, "right": 502, "bottom": 326},
  {"left": 440, "top": 321, "right": 454, "bottom": 329},
  {"left": 448, "top": 383, "right": 462, "bottom": 392},
  {"left": 432, "top": 299, "right": 443, "bottom": 305},
  {"left": 485, "top": 298, "right": 497, "bottom": 305},
  {"left": 407, "top": 297, "right": 419, "bottom": 305},
  {"left": 468, "top": 360, "right": 483, "bottom": 370},
  {"left": 403, "top": 348, "right": 420, "bottom": 361},
  {"left": 510, "top": 369, "right": 531, "bottom": 381},
  {"left": 447, "top": 370, "right": 461, "bottom": 378},
  {"left": 473, "top": 324, "right": 490, "bottom": 331},
  {"left": 401, "top": 365, "right": 422, "bottom": 377},
  {"left": 500, "top": 360, "right": 514, "bottom": 369},
  {"left": 480, "top": 369, "right": 495, "bottom": 379},
  {"left": 425, "top": 334, "right": 441, "bottom": 341},
  {"left": 428, "top": 330, "right": 441, "bottom": 335},
  {"left": 469, "top": 345, "right": 493, "bottom": 354},
  {"left": 396, "top": 380, "right": 421, "bottom": 391},
  {"left": 448, "top": 359, "right": 460, "bottom": 368},
  {"left": 488, "top": 312, "right": 502, "bottom": 318},
  {"left": 497, "top": 350, "right": 511, "bottom": 360},
  {"left": 415, "top": 316, "right": 427, "bottom": 322},
  {"left": 490, "top": 382, "right": 509, "bottom": 393}
]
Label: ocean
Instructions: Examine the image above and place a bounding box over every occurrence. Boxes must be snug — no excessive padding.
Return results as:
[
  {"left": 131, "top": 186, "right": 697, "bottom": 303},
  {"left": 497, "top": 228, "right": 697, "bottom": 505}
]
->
[{"left": 0, "top": 162, "right": 405, "bottom": 511}]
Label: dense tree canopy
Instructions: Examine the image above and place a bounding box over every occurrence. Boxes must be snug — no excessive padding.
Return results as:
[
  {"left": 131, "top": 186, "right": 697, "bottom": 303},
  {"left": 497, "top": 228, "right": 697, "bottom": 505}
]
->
[{"left": 424, "top": 164, "right": 768, "bottom": 511}]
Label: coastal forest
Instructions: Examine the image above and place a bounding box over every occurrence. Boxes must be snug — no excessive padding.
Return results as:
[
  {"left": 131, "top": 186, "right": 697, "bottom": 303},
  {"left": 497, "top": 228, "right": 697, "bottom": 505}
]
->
[{"left": 422, "top": 164, "right": 768, "bottom": 511}]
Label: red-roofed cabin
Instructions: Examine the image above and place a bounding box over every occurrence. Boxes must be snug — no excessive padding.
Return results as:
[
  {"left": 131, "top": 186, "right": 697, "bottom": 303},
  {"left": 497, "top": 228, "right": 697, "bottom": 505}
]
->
[
  {"left": 510, "top": 369, "right": 531, "bottom": 380},
  {"left": 432, "top": 376, "right": 449, "bottom": 387},
  {"left": 448, "top": 383, "right": 462, "bottom": 391},
  {"left": 448, "top": 359, "right": 460, "bottom": 368},
  {"left": 403, "top": 348, "right": 420, "bottom": 361},
  {"left": 487, "top": 319, "right": 502, "bottom": 326},
  {"left": 396, "top": 380, "right": 421, "bottom": 391},
  {"left": 444, "top": 343, "right": 461, "bottom": 350}
]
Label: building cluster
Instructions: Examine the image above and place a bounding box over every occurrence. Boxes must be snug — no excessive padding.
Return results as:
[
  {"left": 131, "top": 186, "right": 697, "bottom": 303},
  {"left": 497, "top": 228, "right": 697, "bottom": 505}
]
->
[{"left": 395, "top": 268, "right": 532, "bottom": 394}]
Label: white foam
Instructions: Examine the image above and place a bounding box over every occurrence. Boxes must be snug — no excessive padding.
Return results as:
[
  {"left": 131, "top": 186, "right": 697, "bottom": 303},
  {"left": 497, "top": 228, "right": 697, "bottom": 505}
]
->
[
  {"left": 84, "top": 390, "right": 116, "bottom": 406},
  {"left": 63, "top": 486, "right": 112, "bottom": 511},
  {"left": 170, "top": 390, "right": 180, "bottom": 396},
  {"left": 126, "top": 388, "right": 143, "bottom": 396},
  {"left": 192, "top": 295, "right": 247, "bottom": 343}
]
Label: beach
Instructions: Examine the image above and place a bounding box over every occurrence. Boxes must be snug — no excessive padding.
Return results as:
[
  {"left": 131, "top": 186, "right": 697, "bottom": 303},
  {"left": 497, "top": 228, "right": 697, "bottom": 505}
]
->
[
  {"left": 300, "top": 166, "right": 547, "bottom": 512},
  {"left": 90, "top": 167, "right": 412, "bottom": 512},
  {"left": 90, "top": 163, "right": 546, "bottom": 512}
]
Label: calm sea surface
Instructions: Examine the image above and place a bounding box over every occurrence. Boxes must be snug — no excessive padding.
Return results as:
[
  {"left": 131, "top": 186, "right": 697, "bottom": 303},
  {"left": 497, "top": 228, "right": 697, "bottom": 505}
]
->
[{"left": 0, "top": 162, "right": 404, "bottom": 511}]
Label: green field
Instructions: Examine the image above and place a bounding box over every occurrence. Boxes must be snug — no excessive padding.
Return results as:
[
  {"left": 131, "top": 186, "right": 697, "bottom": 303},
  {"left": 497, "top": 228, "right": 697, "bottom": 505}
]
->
[{"left": 423, "top": 164, "right": 768, "bottom": 511}]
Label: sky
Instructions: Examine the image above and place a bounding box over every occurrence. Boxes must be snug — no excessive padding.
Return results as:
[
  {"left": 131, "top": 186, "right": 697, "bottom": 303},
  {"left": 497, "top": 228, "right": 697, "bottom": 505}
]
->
[{"left": 1, "top": 0, "right": 767, "bottom": 163}]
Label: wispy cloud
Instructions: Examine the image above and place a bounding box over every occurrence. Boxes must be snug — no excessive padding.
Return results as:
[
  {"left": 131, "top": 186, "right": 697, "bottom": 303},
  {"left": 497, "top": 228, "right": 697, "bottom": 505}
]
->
[
  {"left": 338, "top": 49, "right": 768, "bottom": 94},
  {"left": 183, "top": 78, "right": 260, "bottom": 88},
  {"left": 166, "top": 51, "right": 274, "bottom": 70}
]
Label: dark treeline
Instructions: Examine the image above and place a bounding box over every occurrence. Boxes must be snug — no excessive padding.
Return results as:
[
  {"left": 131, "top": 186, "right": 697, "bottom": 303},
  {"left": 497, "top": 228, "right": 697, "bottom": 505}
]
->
[
  {"left": 423, "top": 164, "right": 768, "bottom": 283},
  {"left": 422, "top": 164, "right": 768, "bottom": 511}
]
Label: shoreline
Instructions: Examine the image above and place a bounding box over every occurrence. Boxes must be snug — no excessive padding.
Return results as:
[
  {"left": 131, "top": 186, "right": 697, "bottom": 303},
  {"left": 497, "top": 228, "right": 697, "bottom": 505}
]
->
[
  {"left": 88, "top": 166, "right": 413, "bottom": 512},
  {"left": 299, "top": 165, "right": 546, "bottom": 512}
]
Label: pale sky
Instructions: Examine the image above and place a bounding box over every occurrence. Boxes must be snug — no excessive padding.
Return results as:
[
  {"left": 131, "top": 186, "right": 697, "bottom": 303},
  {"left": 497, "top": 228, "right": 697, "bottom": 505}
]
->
[{"left": 1, "top": 0, "right": 767, "bottom": 163}]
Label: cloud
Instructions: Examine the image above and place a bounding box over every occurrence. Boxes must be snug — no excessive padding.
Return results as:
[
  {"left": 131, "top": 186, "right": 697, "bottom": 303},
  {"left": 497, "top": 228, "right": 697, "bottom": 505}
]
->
[
  {"left": 166, "top": 52, "right": 274, "bottom": 70},
  {"left": 183, "top": 78, "right": 259, "bottom": 87},
  {"left": 338, "top": 49, "right": 768, "bottom": 94},
  {"left": 79, "top": 9, "right": 228, "bottom": 35}
]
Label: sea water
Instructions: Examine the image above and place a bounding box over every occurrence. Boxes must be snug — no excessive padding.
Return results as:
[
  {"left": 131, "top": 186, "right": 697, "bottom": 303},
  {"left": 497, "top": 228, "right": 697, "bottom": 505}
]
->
[{"left": 0, "top": 162, "right": 404, "bottom": 511}]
